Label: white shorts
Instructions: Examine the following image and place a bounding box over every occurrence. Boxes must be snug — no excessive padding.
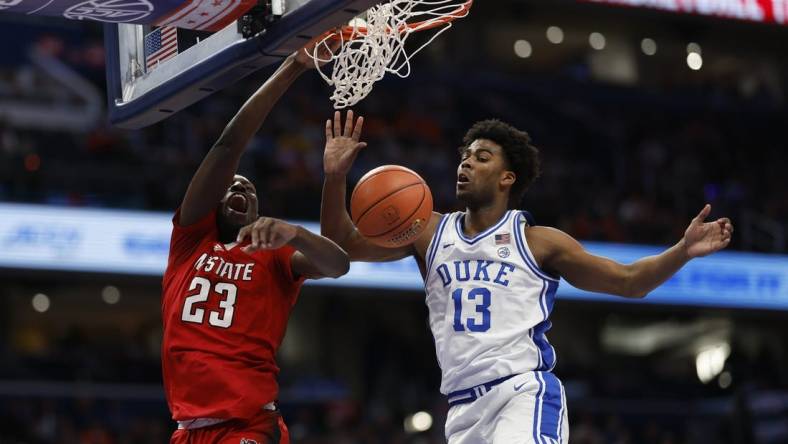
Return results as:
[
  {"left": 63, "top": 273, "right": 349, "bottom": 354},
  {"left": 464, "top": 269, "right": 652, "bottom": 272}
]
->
[{"left": 445, "top": 372, "right": 569, "bottom": 444}]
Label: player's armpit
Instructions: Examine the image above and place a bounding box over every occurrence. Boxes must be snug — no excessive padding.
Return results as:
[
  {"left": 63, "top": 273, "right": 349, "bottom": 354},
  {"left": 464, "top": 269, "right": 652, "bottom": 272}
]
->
[
  {"left": 529, "top": 226, "right": 639, "bottom": 298},
  {"left": 341, "top": 211, "right": 441, "bottom": 263},
  {"left": 341, "top": 228, "right": 415, "bottom": 262}
]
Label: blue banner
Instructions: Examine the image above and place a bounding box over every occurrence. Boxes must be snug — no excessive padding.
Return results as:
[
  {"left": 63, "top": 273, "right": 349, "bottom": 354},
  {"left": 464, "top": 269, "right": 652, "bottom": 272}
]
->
[{"left": 0, "top": 203, "right": 786, "bottom": 310}]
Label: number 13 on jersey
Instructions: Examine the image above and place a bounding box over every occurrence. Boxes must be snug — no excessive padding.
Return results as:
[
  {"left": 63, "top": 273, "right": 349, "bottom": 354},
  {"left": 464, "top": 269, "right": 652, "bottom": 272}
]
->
[{"left": 452, "top": 287, "right": 492, "bottom": 332}]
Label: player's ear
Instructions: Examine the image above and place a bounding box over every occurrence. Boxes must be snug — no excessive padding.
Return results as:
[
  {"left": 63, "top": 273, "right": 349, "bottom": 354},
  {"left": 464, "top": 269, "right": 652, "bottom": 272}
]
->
[{"left": 500, "top": 170, "right": 516, "bottom": 188}]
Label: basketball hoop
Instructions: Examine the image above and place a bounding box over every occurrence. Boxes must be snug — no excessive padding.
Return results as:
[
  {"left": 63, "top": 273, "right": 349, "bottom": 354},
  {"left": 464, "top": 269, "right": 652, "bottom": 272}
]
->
[{"left": 309, "top": 0, "right": 473, "bottom": 109}]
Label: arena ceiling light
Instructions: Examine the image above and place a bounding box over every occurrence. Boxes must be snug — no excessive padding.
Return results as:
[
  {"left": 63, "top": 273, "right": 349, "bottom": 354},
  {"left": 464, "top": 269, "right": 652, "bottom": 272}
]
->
[
  {"left": 102, "top": 286, "right": 122, "bottom": 305},
  {"left": 687, "top": 42, "right": 702, "bottom": 55},
  {"left": 514, "top": 39, "right": 533, "bottom": 58},
  {"left": 546, "top": 26, "right": 564, "bottom": 44},
  {"left": 589, "top": 32, "right": 606, "bottom": 50},
  {"left": 687, "top": 52, "right": 704, "bottom": 70},
  {"left": 31, "top": 293, "right": 50, "bottom": 313},
  {"left": 695, "top": 343, "right": 730, "bottom": 384},
  {"left": 641, "top": 38, "right": 657, "bottom": 56},
  {"left": 404, "top": 411, "right": 433, "bottom": 433}
]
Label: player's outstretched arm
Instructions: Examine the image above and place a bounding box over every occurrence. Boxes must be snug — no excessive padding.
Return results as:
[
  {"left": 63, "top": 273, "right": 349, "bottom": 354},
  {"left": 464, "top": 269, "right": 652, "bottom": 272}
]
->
[
  {"left": 237, "top": 217, "right": 349, "bottom": 279},
  {"left": 178, "top": 42, "right": 333, "bottom": 226},
  {"left": 538, "top": 204, "right": 733, "bottom": 298},
  {"left": 320, "top": 111, "right": 424, "bottom": 262}
]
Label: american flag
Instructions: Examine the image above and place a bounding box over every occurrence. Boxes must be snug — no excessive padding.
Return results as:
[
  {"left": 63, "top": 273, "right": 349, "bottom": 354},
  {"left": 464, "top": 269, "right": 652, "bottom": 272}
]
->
[
  {"left": 144, "top": 26, "right": 178, "bottom": 71},
  {"left": 495, "top": 233, "right": 511, "bottom": 245}
]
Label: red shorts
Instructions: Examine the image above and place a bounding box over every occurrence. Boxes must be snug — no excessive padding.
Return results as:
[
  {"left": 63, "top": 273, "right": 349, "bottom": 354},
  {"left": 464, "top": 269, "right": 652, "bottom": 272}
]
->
[{"left": 170, "top": 410, "right": 289, "bottom": 444}]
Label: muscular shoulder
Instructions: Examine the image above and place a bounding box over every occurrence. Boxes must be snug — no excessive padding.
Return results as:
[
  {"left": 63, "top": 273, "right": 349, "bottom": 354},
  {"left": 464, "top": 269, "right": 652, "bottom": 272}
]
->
[{"left": 523, "top": 225, "right": 581, "bottom": 274}]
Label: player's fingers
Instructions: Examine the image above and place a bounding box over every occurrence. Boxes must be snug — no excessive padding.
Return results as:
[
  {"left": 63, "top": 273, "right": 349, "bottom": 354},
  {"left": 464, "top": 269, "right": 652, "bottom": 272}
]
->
[
  {"left": 352, "top": 116, "right": 364, "bottom": 141},
  {"left": 250, "top": 225, "right": 260, "bottom": 249},
  {"left": 325, "top": 119, "right": 333, "bottom": 140},
  {"left": 334, "top": 111, "right": 342, "bottom": 137},
  {"left": 266, "top": 231, "right": 282, "bottom": 249},
  {"left": 694, "top": 204, "right": 711, "bottom": 222},
  {"left": 261, "top": 219, "right": 275, "bottom": 248},
  {"left": 344, "top": 110, "right": 354, "bottom": 137},
  {"left": 236, "top": 225, "right": 249, "bottom": 243},
  {"left": 355, "top": 142, "right": 368, "bottom": 152}
]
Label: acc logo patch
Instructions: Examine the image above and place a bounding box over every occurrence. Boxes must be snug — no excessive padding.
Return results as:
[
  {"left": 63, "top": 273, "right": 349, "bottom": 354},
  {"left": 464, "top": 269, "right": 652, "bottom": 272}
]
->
[
  {"left": 240, "top": 439, "right": 258, "bottom": 444},
  {"left": 497, "top": 247, "right": 510, "bottom": 259},
  {"left": 382, "top": 205, "right": 400, "bottom": 225}
]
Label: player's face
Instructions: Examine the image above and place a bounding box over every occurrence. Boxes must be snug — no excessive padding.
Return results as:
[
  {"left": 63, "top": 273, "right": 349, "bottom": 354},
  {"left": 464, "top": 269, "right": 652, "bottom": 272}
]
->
[
  {"left": 218, "top": 175, "right": 259, "bottom": 228},
  {"left": 457, "top": 139, "right": 512, "bottom": 207}
]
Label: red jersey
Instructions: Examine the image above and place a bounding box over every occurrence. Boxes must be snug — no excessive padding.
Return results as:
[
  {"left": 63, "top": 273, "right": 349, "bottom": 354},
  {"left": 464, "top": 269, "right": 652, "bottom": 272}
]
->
[{"left": 161, "top": 209, "right": 304, "bottom": 421}]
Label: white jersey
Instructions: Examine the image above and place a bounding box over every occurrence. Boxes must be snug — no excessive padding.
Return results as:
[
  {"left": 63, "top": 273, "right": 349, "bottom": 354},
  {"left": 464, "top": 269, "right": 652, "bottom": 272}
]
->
[{"left": 423, "top": 210, "right": 560, "bottom": 395}]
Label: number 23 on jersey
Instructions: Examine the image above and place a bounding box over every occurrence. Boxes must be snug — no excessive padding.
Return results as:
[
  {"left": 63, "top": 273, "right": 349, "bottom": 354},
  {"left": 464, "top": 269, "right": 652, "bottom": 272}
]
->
[{"left": 181, "top": 277, "right": 237, "bottom": 329}]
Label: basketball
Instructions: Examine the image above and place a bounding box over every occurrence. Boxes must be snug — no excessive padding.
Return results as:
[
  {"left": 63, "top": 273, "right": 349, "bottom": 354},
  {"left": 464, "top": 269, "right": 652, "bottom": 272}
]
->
[{"left": 350, "top": 165, "right": 433, "bottom": 248}]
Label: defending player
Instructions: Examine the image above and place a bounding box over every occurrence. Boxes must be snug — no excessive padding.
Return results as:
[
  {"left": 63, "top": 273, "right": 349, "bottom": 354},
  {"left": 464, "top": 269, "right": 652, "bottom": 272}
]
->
[
  {"left": 320, "top": 111, "right": 733, "bottom": 443},
  {"left": 162, "top": 43, "right": 349, "bottom": 444}
]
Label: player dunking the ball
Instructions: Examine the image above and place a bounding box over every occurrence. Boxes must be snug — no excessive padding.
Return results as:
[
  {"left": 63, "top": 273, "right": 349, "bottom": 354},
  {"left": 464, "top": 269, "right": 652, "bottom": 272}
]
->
[
  {"left": 321, "top": 111, "right": 734, "bottom": 443},
  {"left": 162, "top": 42, "right": 349, "bottom": 444}
]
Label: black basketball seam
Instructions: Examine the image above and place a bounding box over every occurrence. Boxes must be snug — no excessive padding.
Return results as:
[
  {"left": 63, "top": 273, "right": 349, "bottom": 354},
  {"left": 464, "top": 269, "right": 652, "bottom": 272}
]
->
[
  {"left": 360, "top": 183, "right": 428, "bottom": 238},
  {"left": 350, "top": 167, "right": 421, "bottom": 202},
  {"left": 353, "top": 180, "right": 423, "bottom": 225}
]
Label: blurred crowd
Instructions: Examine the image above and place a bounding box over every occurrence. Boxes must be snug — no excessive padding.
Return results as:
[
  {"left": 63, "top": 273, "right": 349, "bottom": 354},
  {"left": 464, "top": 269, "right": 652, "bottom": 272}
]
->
[
  {"left": 1, "top": 20, "right": 787, "bottom": 253},
  {"left": 3, "top": 303, "right": 783, "bottom": 444},
  {"left": 1, "top": 66, "right": 786, "bottom": 253},
  {"left": 0, "top": 396, "right": 740, "bottom": 444}
]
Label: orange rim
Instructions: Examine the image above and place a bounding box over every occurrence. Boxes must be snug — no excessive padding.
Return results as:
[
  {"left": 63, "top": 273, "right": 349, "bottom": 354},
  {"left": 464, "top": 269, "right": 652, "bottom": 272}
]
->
[{"left": 323, "top": 0, "right": 473, "bottom": 41}]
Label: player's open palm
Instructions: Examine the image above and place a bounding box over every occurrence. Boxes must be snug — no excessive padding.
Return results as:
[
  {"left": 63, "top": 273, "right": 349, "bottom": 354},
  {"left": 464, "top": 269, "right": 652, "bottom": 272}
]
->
[
  {"left": 684, "top": 204, "right": 733, "bottom": 258},
  {"left": 324, "top": 110, "right": 367, "bottom": 176},
  {"left": 238, "top": 217, "right": 298, "bottom": 253}
]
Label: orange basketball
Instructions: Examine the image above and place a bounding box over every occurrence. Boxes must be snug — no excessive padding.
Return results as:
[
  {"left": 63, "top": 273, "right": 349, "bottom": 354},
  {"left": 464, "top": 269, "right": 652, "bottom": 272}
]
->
[{"left": 350, "top": 165, "right": 433, "bottom": 248}]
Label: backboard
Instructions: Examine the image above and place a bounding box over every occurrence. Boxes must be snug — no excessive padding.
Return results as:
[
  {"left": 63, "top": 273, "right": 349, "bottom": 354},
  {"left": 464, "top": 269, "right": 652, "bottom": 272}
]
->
[{"left": 104, "top": 0, "right": 379, "bottom": 129}]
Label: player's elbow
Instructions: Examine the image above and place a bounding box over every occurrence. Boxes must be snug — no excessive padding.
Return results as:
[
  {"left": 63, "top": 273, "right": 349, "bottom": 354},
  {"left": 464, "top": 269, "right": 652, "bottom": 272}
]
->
[
  {"left": 333, "top": 257, "right": 351, "bottom": 278},
  {"left": 622, "top": 273, "right": 651, "bottom": 299},
  {"left": 618, "top": 267, "right": 649, "bottom": 299},
  {"left": 615, "top": 286, "right": 648, "bottom": 299},
  {"left": 323, "top": 253, "right": 350, "bottom": 279},
  {"left": 624, "top": 288, "right": 650, "bottom": 299}
]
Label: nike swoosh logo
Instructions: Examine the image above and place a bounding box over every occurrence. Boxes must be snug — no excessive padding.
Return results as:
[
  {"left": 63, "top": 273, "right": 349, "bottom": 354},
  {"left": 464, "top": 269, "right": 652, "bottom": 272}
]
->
[
  {"left": 514, "top": 382, "right": 526, "bottom": 391},
  {"left": 443, "top": 243, "right": 454, "bottom": 249}
]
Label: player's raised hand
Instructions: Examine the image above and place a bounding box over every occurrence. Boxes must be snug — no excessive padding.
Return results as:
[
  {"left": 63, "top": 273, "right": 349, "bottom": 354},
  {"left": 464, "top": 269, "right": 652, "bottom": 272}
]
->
[
  {"left": 683, "top": 204, "right": 733, "bottom": 258},
  {"left": 293, "top": 35, "right": 340, "bottom": 68},
  {"left": 324, "top": 110, "right": 367, "bottom": 176},
  {"left": 238, "top": 217, "right": 298, "bottom": 253}
]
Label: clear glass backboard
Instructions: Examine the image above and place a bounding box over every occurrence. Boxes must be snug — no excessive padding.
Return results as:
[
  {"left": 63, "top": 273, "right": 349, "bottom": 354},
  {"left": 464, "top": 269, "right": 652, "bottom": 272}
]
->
[{"left": 104, "top": 0, "right": 379, "bottom": 128}]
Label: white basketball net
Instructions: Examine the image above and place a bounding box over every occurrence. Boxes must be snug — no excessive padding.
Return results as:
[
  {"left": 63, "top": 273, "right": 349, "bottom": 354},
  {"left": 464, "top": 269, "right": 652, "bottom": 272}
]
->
[{"left": 309, "top": 0, "right": 472, "bottom": 109}]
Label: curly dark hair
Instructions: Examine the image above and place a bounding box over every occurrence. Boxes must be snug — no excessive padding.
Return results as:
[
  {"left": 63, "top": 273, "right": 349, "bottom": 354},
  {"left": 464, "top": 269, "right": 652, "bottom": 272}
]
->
[{"left": 460, "top": 119, "right": 541, "bottom": 208}]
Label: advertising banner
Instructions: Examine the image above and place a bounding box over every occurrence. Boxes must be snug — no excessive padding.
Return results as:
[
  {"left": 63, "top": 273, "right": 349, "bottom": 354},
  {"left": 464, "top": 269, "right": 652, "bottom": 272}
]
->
[
  {"left": 1, "top": 203, "right": 786, "bottom": 310},
  {"left": 584, "top": 0, "right": 788, "bottom": 25}
]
